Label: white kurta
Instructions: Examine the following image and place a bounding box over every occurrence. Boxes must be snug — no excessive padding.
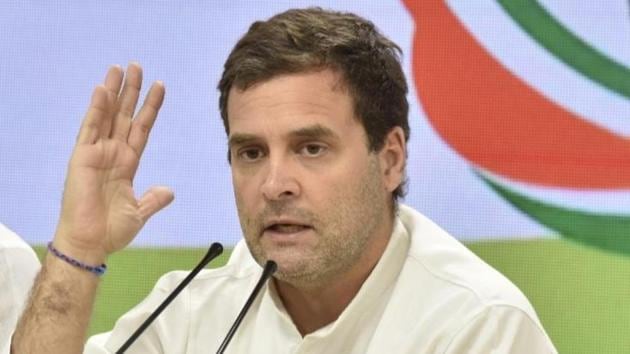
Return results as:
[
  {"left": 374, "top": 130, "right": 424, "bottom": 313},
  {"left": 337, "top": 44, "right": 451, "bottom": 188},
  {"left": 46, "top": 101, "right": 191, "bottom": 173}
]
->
[
  {"left": 0, "top": 223, "right": 41, "bottom": 354},
  {"left": 86, "top": 205, "right": 557, "bottom": 353}
]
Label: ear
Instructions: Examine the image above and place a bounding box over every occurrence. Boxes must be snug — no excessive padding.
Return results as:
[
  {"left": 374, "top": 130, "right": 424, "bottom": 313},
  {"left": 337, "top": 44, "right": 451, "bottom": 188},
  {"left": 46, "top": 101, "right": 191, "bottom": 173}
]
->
[{"left": 377, "top": 127, "right": 406, "bottom": 193}]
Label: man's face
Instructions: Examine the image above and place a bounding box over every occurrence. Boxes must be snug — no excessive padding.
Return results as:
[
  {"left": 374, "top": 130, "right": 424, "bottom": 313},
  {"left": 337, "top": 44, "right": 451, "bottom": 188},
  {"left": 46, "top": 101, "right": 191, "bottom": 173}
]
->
[{"left": 227, "top": 70, "right": 392, "bottom": 288}]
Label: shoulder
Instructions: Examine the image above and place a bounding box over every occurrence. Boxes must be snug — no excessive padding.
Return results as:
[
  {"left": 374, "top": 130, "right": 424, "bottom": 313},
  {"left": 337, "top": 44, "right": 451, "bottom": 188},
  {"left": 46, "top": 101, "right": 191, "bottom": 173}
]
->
[
  {"left": 382, "top": 206, "right": 555, "bottom": 351},
  {"left": 397, "top": 204, "right": 533, "bottom": 310},
  {"left": 443, "top": 305, "right": 557, "bottom": 353}
]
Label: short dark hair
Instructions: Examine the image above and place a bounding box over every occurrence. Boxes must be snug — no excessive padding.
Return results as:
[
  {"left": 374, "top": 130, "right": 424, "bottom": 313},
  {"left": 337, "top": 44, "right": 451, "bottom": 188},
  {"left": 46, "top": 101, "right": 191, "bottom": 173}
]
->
[{"left": 218, "top": 7, "right": 409, "bottom": 201}]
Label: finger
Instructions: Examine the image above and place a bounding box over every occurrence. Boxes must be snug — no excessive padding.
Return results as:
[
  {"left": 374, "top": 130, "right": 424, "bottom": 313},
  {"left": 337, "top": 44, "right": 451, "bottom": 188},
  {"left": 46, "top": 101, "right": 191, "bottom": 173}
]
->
[
  {"left": 128, "top": 81, "right": 165, "bottom": 157},
  {"left": 101, "top": 65, "right": 124, "bottom": 138},
  {"left": 76, "top": 85, "right": 113, "bottom": 145},
  {"left": 111, "top": 62, "right": 143, "bottom": 141},
  {"left": 137, "top": 186, "right": 174, "bottom": 224},
  {"left": 104, "top": 65, "right": 124, "bottom": 94}
]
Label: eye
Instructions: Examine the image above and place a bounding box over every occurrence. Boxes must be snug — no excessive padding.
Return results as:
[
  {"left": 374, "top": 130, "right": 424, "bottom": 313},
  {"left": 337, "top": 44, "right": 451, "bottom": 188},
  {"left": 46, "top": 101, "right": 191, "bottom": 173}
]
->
[
  {"left": 237, "top": 147, "right": 265, "bottom": 162},
  {"left": 299, "top": 143, "right": 327, "bottom": 157}
]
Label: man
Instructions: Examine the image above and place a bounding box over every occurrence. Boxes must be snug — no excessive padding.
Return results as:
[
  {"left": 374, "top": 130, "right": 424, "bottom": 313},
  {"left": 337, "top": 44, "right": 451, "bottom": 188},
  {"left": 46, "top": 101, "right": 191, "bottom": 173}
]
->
[
  {"left": 12, "top": 8, "right": 556, "bottom": 353},
  {"left": 0, "top": 223, "right": 40, "bottom": 353}
]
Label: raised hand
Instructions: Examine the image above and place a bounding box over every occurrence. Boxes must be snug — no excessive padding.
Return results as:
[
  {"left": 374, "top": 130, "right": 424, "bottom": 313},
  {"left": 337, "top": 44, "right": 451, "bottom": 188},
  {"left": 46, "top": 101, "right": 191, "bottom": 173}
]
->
[
  {"left": 11, "top": 64, "right": 174, "bottom": 354},
  {"left": 53, "top": 63, "right": 174, "bottom": 263}
]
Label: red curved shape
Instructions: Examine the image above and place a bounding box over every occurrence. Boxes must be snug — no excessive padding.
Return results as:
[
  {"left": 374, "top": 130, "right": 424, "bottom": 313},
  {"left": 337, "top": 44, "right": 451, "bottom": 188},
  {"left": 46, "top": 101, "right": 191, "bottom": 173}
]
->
[{"left": 403, "top": 0, "right": 630, "bottom": 188}]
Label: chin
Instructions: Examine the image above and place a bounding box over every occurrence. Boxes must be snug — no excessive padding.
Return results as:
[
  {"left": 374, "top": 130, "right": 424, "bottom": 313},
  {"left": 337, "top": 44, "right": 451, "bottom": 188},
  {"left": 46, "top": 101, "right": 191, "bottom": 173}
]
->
[{"left": 267, "top": 255, "right": 310, "bottom": 279}]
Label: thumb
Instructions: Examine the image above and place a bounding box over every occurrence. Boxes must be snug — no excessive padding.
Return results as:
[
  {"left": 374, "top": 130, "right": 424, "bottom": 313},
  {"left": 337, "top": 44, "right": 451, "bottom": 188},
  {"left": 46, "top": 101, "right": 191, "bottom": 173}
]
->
[{"left": 138, "top": 186, "right": 174, "bottom": 223}]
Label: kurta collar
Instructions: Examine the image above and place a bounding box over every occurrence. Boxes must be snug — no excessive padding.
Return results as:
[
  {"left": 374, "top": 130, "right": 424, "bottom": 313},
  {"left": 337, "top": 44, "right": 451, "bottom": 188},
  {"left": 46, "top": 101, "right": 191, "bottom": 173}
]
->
[{"left": 261, "top": 216, "right": 410, "bottom": 342}]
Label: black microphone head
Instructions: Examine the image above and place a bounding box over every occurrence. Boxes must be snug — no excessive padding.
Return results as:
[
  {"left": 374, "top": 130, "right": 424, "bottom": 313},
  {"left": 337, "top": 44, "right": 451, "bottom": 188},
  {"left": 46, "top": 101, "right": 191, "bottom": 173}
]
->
[
  {"left": 263, "top": 260, "right": 277, "bottom": 276},
  {"left": 203, "top": 242, "right": 224, "bottom": 263}
]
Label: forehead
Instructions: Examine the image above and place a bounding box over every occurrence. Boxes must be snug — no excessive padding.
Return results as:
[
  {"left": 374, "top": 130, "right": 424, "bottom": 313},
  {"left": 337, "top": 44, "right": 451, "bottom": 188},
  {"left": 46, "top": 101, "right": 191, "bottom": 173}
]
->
[{"left": 226, "top": 70, "right": 359, "bottom": 136}]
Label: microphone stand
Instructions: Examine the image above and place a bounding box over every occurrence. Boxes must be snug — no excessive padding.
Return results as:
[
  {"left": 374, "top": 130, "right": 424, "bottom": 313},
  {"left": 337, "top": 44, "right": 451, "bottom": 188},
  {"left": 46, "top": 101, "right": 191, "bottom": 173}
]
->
[
  {"left": 116, "top": 242, "right": 224, "bottom": 354},
  {"left": 216, "top": 260, "right": 277, "bottom": 354}
]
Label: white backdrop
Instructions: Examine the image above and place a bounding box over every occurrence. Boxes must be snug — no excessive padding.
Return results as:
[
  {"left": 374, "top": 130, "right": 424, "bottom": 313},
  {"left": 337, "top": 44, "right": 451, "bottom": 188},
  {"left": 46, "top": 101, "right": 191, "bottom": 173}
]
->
[{"left": 1, "top": 1, "right": 627, "bottom": 247}]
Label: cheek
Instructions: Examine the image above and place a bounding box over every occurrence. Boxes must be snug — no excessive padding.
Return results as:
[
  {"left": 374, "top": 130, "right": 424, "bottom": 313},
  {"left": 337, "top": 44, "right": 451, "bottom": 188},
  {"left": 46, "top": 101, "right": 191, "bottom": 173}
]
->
[
  {"left": 308, "top": 166, "right": 361, "bottom": 205},
  {"left": 232, "top": 174, "right": 257, "bottom": 211}
]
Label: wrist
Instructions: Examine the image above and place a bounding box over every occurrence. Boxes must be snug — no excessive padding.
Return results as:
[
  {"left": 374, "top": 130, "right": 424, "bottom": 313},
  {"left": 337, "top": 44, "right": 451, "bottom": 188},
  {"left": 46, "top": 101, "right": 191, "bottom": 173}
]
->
[
  {"left": 48, "top": 241, "right": 108, "bottom": 277},
  {"left": 51, "top": 235, "right": 108, "bottom": 266}
]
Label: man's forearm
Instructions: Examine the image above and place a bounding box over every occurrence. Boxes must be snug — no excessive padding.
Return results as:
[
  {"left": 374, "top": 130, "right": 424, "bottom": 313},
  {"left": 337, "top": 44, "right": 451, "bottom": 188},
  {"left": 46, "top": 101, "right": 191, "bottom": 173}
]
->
[{"left": 12, "top": 253, "right": 100, "bottom": 354}]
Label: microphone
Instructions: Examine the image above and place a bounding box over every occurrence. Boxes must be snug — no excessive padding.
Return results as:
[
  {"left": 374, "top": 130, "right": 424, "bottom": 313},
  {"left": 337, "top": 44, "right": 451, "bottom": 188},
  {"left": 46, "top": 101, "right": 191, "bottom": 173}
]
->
[
  {"left": 116, "top": 242, "right": 224, "bottom": 354},
  {"left": 216, "top": 260, "right": 277, "bottom": 354}
]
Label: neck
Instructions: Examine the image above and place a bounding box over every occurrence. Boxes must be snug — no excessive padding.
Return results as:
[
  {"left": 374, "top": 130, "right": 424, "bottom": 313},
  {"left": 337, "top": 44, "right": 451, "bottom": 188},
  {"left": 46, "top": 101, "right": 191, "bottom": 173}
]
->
[{"left": 274, "top": 216, "right": 394, "bottom": 336}]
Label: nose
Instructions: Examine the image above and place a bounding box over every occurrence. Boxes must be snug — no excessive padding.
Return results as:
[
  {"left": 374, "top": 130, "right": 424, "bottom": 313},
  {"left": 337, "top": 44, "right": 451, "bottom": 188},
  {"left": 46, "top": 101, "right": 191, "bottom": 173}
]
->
[{"left": 260, "top": 155, "right": 300, "bottom": 201}]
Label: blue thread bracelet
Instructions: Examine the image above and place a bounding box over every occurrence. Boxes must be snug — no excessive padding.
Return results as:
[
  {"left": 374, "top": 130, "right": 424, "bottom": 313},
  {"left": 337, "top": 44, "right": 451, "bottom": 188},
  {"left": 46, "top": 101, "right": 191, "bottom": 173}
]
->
[{"left": 47, "top": 242, "right": 107, "bottom": 277}]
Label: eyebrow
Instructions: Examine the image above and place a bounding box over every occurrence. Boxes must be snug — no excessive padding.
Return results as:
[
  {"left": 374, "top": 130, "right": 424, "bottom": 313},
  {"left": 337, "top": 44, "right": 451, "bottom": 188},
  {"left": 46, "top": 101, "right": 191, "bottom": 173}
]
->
[
  {"left": 228, "top": 133, "right": 259, "bottom": 149},
  {"left": 290, "top": 124, "right": 338, "bottom": 140},
  {"left": 228, "top": 124, "right": 338, "bottom": 149}
]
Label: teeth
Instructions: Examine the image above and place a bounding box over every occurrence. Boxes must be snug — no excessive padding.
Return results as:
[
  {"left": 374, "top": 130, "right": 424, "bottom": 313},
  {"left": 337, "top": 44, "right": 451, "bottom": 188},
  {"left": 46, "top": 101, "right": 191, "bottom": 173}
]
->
[{"left": 271, "top": 224, "right": 307, "bottom": 233}]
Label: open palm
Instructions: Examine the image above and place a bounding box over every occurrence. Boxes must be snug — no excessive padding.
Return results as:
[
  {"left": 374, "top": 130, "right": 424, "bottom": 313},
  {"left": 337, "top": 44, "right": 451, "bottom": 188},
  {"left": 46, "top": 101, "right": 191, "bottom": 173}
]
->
[{"left": 54, "top": 64, "right": 173, "bottom": 262}]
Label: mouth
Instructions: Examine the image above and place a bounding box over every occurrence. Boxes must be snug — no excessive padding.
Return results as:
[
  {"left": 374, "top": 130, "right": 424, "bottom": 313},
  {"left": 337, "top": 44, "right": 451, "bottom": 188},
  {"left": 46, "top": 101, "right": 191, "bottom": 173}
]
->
[
  {"left": 262, "top": 220, "right": 314, "bottom": 239},
  {"left": 265, "top": 223, "right": 312, "bottom": 233}
]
